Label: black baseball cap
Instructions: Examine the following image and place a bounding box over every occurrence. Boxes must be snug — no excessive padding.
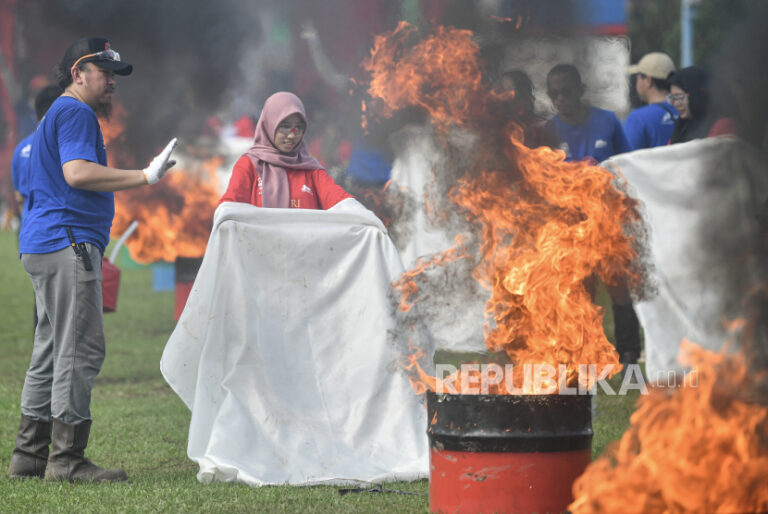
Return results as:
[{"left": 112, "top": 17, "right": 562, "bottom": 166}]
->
[{"left": 62, "top": 37, "right": 133, "bottom": 76}]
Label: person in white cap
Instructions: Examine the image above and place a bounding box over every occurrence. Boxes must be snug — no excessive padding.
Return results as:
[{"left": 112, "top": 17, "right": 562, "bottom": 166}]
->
[
  {"left": 9, "top": 36, "right": 177, "bottom": 483},
  {"left": 625, "top": 52, "right": 678, "bottom": 149}
]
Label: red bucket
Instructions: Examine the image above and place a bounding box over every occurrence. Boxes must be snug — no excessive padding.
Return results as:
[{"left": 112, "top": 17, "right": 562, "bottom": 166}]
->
[
  {"left": 102, "top": 220, "right": 138, "bottom": 313},
  {"left": 101, "top": 257, "right": 121, "bottom": 313},
  {"left": 174, "top": 257, "right": 203, "bottom": 320}
]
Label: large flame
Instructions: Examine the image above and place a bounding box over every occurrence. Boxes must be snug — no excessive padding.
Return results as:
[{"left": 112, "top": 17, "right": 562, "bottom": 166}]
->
[
  {"left": 112, "top": 167, "right": 219, "bottom": 264},
  {"left": 451, "top": 138, "right": 640, "bottom": 381},
  {"left": 366, "top": 21, "right": 500, "bottom": 131},
  {"left": 368, "top": 23, "right": 643, "bottom": 392},
  {"left": 102, "top": 102, "right": 219, "bottom": 264},
  {"left": 570, "top": 340, "right": 768, "bottom": 513}
]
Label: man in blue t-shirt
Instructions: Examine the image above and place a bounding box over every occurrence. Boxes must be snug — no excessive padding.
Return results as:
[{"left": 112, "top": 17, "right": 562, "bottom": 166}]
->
[
  {"left": 544, "top": 64, "right": 632, "bottom": 164},
  {"left": 625, "top": 52, "right": 678, "bottom": 149},
  {"left": 11, "top": 85, "right": 62, "bottom": 221},
  {"left": 544, "top": 64, "right": 642, "bottom": 370},
  {"left": 9, "top": 37, "right": 177, "bottom": 483}
]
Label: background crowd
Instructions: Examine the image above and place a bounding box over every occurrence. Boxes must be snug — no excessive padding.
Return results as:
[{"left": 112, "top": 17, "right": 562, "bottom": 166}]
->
[
  {"left": 1, "top": 0, "right": 765, "bottom": 378},
  {"left": 1, "top": 0, "right": 759, "bottom": 221}
]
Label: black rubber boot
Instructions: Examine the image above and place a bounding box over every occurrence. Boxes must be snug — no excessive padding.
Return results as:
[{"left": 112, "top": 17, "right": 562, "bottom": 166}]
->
[
  {"left": 9, "top": 414, "right": 52, "bottom": 479},
  {"left": 45, "top": 419, "right": 127, "bottom": 483}
]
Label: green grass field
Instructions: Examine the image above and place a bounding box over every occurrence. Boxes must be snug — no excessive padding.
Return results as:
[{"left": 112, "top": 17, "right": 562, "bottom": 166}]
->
[{"left": 0, "top": 229, "right": 639, "bottom": 513}]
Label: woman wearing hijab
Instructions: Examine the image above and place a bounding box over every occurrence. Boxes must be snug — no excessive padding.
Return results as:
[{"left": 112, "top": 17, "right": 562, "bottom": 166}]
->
[
  {"left": 667, "top": 67, "right": 737, "bottom": 144},
  {"left": 220, "top": 91, "right": 354, "bottom": 209},
  {"left": 166, "top": 91, "right": 429, "bottom": 488}
]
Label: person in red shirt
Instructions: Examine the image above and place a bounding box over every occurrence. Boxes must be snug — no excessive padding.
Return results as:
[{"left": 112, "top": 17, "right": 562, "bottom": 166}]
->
[{"left": 220, "top": 91, "right": 352, "bottom": 209}]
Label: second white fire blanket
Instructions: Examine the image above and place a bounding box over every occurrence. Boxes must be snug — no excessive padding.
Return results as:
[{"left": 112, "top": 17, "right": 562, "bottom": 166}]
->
[
  {"left": 160, "top": 202, "right": 429, "bottom": 486},
  {"left": 602, "top": 136, "right": 768, "bottom": 381}
]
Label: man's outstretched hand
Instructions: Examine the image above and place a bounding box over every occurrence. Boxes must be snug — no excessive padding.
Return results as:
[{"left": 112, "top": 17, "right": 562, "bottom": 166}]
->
[{"left": 143, "top": 138, "right": 178, "bottom": 185}]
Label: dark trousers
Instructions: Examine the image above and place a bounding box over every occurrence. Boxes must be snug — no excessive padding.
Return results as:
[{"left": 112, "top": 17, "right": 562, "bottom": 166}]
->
[
  {"left": 585, "top": 275, "right": 642, "bottom": 360},
  {"left": 612, "top": 301, "right": 641, "bottom": 358}
]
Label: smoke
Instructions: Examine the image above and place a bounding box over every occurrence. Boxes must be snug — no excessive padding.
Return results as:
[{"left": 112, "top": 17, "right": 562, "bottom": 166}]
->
[
  {"left": 708, "top": 3, "right": 768, "bottom": 154},
  {"left": 386, "top": 124, "right": 490, "bottom": 355},
  {"left": 16, "top": 0, "right": 259, "bottom": 158},
  {"left": 704, "top": 2, "right": 768, "bottom": 380}
]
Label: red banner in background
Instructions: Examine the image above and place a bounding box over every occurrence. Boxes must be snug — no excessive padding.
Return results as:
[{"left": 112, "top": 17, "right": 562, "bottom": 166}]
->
[{"left": 0, "top": 0, "right": 20, "bottom": 224}]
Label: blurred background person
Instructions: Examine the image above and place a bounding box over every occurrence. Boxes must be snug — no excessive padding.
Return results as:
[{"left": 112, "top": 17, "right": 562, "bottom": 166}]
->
[
  {"left": 13, "top": 76, "right": 50, "bottom": 144},
  {"left": 625, "top": 52, "right": 678, "bottom": 150},
  {"left": 667, "top": 66, "right": 708, "bottom": 144},
  {"left": 11, "top": 85, "right": 63, "bottom": 222},
  {"left": 495, "top": 69, "right": 559, "bottom": 149},
  {"left": 344, "top": 94, "right": 395, "bottom": 188},
  {"left": 544, "top": 63, "right": 632, "bottom": 163},
  {"left": 667, "top": 66, "right": 737, "bottom": 144},
  {"left": 544, "top": 63, "right": 641, "bottom": 368},
  {"left": 10, "top": 84, "right": 62, "bottom": 339}
]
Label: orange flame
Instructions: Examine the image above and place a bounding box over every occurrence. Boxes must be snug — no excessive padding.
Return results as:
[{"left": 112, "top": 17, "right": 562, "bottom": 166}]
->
[
  {"left": 453, "top": 139, "right": 639, "bottom": 376},
  {"left": 402, "top": 346, "right": 441, "bottom": 395},
  {"left": 112, "top": 165, "right": 219, "bottom": 264},
  {"left": 101, "top": 101, "right": 220, "bottom": 263},
  {"left": 366, "top": 23, "right": 642, "bottom": 392},
  {"left": 365, "top": 22, "right": 493, "bottom": 131},
  {"left": 570, "top": 340, "right": 768, "bottom": 513}
]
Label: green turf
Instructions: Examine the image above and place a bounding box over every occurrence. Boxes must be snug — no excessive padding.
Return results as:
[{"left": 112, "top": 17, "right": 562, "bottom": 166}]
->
[{"left": 0, "top": 230, "right": 638, "bottom": 512}]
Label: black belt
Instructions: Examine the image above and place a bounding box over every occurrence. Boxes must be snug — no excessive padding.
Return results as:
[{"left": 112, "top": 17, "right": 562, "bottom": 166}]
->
[{"left": 65, "top": 227, "right": 94, "bottom": 271}]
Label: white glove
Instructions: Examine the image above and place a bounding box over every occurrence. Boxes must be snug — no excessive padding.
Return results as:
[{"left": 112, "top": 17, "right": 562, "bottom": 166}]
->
[{"left": 143, "top": 138, "right": 178, "bottom": 185}]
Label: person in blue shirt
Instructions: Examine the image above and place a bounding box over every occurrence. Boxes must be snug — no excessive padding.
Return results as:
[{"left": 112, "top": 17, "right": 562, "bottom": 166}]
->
[
  {"left": 346, "top": 138, "right": 393, "bottom": 185},
  {"left": 496, "top": 69, "right": 560, "bottom": 149},
  {"left": 11, "top": 85, "right": 63, "bottom": 220},
  {"left": 10, "top": 85, "right": 62, "bottom": 355},
  {"left": 9, "top": 37, "right": 177, "bottom": 483},
  {"left": 625, "top": 52, "right": 678, "bottom": 149},
  {"left": 544, "top": 63, "right": 641, "bottom": 370},
  {"left": 544, "top": 64, "right": 632, "bottom": 164},
  {"left": 11, "top": 136, "right": 33, "bottom": 220}
]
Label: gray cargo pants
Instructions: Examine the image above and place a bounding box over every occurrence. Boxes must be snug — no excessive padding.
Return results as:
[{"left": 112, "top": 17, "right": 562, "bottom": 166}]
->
[{"left": 20, "top": 243, "right": 105, "bottom": 424}]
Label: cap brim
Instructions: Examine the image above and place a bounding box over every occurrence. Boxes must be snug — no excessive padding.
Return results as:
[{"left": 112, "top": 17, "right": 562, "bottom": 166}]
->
[
  {"left": 626, "top": 64, "right": 641, "bottom": 75},
  {"left": 93, "top": 60, "right": 133, "bottom": 76}
]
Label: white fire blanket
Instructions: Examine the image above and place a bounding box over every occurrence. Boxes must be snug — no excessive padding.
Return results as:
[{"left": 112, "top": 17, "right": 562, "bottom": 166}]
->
[
  {"left": 160, "top": 202, "right": 429, "bottom": 486},
  {"left": 602, "top": 137, "right": 768, "bottom": 380}
]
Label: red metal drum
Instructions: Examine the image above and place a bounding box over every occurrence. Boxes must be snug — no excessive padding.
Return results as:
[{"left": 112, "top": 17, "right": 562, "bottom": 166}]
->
[{"left": 427, "top": 392, "right": 592, "bottom": 514}]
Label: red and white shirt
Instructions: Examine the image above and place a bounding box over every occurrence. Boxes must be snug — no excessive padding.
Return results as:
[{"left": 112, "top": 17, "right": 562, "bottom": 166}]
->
[{"left": 220, "top": 155, "right": 353, "bottom": 209}]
